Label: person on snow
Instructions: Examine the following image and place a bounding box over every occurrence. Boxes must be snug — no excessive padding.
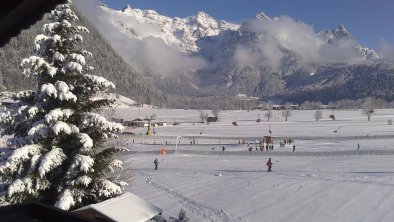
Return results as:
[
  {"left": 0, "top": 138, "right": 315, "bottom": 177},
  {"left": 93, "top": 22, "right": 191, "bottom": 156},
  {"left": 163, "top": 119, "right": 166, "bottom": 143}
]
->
[
  {"left": 154, "top": 158, "right": 159, "bottom": 170},
  {"left": 266, "top": 158, "right": 273, "bottom": 172}
]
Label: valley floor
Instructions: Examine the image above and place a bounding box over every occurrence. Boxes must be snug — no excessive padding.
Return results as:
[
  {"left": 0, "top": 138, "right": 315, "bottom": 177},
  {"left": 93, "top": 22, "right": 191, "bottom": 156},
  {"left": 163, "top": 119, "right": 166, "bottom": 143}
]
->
[{"left": 113, "top": 108, "right": 394, "bottom": 221}]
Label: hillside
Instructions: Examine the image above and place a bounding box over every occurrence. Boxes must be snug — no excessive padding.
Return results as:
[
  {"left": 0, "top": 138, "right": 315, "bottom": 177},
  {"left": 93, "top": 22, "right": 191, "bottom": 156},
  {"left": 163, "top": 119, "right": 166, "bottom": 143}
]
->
[
  {"left": 0, "top": 9, "right": 167, "bottom": 106},
  {"left": 76, "top": 3, "right": 394, "bottom": 104}
]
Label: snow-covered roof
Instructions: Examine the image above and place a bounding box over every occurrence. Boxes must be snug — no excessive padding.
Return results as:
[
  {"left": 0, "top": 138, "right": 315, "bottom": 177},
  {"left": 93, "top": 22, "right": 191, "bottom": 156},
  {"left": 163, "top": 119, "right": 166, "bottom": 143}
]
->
[{"left": 73, "top": 192, "right": 162, "bottom": 222}]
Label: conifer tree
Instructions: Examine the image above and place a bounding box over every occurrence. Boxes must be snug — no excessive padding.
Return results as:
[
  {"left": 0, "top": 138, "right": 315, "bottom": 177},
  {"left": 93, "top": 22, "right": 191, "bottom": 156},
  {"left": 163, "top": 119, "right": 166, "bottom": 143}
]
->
[{"left": 0, "top": 1, "right": 127, "bottom": 210}]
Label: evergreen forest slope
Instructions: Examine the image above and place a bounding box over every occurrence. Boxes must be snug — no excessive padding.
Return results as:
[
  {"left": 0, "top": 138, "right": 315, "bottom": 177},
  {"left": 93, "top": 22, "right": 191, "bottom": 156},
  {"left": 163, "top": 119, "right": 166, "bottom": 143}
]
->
[{"left": 0, "top": 10, "right": 167, "bottom": 106}]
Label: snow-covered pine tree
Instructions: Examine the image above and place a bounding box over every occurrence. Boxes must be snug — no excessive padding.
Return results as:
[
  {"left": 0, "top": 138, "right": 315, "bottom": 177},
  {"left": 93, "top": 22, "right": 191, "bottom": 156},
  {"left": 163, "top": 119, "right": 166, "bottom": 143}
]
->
[{"left": 0, "top": 1, "right": 127, "bottom": 210}]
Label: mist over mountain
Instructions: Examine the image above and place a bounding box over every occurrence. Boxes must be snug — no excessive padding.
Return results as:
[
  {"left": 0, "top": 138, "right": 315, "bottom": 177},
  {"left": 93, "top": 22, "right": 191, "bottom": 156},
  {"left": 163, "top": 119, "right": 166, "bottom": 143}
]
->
[
  {"left": 0, "top": 8, "right": 167, "bottom": 106},
  {"left": 74, "top": 0, "right": 394, "bottom": 104}
]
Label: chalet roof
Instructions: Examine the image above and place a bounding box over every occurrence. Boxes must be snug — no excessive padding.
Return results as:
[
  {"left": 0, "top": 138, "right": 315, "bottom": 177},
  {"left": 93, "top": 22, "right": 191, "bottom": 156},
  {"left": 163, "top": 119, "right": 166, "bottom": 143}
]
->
[{"left": 73, "top": 192, "right": 162, "bottom": 222}]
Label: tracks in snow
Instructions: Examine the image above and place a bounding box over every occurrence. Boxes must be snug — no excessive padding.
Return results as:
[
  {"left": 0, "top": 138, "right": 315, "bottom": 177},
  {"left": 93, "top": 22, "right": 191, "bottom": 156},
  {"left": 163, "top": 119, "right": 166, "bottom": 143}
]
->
[{"left": 142, "top": 173, "right": 240, "bottom": 222}]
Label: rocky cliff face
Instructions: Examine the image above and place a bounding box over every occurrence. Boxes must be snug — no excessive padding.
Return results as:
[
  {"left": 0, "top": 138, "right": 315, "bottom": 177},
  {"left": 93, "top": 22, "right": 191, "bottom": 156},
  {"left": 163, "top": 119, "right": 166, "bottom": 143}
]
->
[{"left": 79, "top": 3, "right": 394, "bottom": 103}]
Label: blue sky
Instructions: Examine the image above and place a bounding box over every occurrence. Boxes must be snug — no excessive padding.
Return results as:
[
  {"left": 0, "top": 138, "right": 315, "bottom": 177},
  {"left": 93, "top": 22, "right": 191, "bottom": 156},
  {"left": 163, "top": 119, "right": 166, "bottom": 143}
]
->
[{"left": 99, "top": 0, "right": 393, "bottom": 50}]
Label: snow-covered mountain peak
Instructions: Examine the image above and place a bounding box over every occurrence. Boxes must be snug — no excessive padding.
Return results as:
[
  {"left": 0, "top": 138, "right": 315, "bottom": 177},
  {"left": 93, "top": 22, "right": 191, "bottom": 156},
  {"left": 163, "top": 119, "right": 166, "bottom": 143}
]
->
[
  {"left": 254, "top": 11, "right": 271, "bottom": 20},
  {"left": 195, "top": 11, "right": 214, "bottom": 21},
  {"left": 336, "top": 24, "right": 346, "bottom": 31},
  {"left": 319, "top": 24, "right": 356, "bottom": 43},
  {"left": 121, "top": 4, "right": 133, "bottom": 12},
  {"left": 317, "top": 24, "right": 379, "bottom": 60},
  {"left": 97, "top": 3, "right": 239, "bottom": 53},
  {"left": 332, "top": 24, "right": 356, "bottom": 41}
]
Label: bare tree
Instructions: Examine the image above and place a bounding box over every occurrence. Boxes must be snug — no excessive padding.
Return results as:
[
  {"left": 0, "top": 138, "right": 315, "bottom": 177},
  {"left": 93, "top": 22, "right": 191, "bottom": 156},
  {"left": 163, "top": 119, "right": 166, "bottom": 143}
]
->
[
  {"left": 314, "top": 109, "right": 322, "bottom": 122},
  {"left": 200, "top": 110, "right": 208, "bottom": 123},
  {"left": 265, "top": 110, "right": 273, "bottom": 121},
  {"left": 282, "top": 103, "right": 292, "bottom": 121},
  {"left": 361, "top": 97, "right": 376, "bottom": 121},
  {"left": 212, "top": 106, "right": 220, "bottom": 120},
  {"left": 149, "top": 113, "right": 157, "bottom": 120}
]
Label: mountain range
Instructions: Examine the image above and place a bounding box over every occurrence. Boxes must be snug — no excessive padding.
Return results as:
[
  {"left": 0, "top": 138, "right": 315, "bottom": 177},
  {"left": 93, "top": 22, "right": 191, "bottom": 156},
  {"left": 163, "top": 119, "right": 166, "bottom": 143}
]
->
[{"left": 78, "top": 3, "right": 393, "bottom": 104}]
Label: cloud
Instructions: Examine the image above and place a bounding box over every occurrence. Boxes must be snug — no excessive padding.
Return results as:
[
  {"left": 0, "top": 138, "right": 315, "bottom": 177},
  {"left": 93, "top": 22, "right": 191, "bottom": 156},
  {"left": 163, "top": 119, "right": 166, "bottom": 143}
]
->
[
  {"left": 73, "top": 0, "right": 208, "bottom": 77},
  {"left": 379, "top": 39, "right": 394, "bottom": 63},
  {"left": 233, "top": 16, "right": 367, "bottom": 70}
]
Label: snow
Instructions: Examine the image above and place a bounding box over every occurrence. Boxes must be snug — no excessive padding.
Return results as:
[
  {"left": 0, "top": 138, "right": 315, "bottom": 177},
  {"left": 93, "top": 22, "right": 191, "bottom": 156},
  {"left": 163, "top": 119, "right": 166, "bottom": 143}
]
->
[
  {"left": 71, "top": 34, "right": 84, "bottom": 43},
  {"left": 52, "top": 121, "right": 72, "bottom": 135},
  {"left": 45, "top": 108, "right": 74, "bottom": 123},
  {"left": 21, "top": 56, "right": 50, "bottom": 76},
  {"left": 79, "top": 133, "right": 93, "bottom": 152},
  {"left": 69, "top": 53, "right": 86, "bottom": 65},
  {"left": 38, "top": 147, "right": 66, "bottom": 178},
  {"left": 55, "top": 189, "right": 75, "bottom": 210},
  {"left": 0, "top": 145, "right": 42, "bottom": 174},
  {"left": 75, "top": 154, "right": 94, "bottom": 173},
  {"left": 34, "top": 34, "right": 48, "bottom": 47},
  {"left": 28, "top": 120, "right": 49, "bottom": 137},
  {"left": 98, "top": 4, "right": 240, "bottom": 53},
  {"left": 43, "top": 22, "right": 60, "bottom": 34},
  {"left": 84, "top": 74, "right": 115, "bottom": 89},
  {"left": 7, "top": 179, "right": 26, "bottom": 197},
  {"left": 56, "top": 81, "right": 77, "bottom": 102},
  {"left": 61, "top": 20, "right": 72, "bottom": 28},
  {"left": 75, "top": 26, "right": 89, "bottom": 33},
  {"left": 73, "top": 192, "right": 162, "bottom": 222},
  {"left": 75, "top": 175, "right": 92, "bottom": 187},
  {"left": 53, "top": 52, "right": 65, "bottom": 62},
  {"left": 110, "top": 107, "right": 394, "bottom": 221},
  {"left": 46, "top": 66, "right": 58, "bottom": 77},
  {"left": 108, "top": 159, "right": 123, "bottom": 172},
  {"left": 96, "top": 180, "right": 122, "bottom": 197},
  {"left": 81, "top": 112, "right": 124, "bottom": 132},
  {"left": 17, "top": 105, "right": 28, "bottom": 114},
  {"left": 40, "top": 83, "right": 57, "bottom": 98},
  {"left": 27, "top": 106, "right": 39, "bottom": 117},
  {"left": 65, "top": 61, "right": 83, "bottom": 73}
]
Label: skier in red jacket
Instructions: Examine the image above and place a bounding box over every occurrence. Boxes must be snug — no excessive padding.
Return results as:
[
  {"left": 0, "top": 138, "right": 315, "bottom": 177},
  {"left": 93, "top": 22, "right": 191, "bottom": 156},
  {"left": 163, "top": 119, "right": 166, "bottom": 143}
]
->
[{"left": 266, "top": 158, "right": 273, "bottom": 172}]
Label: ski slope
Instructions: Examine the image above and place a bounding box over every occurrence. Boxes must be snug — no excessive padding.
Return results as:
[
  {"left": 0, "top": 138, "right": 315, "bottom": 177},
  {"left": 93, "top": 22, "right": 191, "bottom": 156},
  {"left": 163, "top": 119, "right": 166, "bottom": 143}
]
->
[{"left": 113, "top": 108, "right": 394, "bottom": 221}]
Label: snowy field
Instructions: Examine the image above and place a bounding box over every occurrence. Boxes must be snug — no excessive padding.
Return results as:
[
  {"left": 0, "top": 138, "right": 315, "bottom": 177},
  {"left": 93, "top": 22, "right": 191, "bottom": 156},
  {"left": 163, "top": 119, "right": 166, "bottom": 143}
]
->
[{"left": 113, "top": 108, "right": 394, "bottom": 221}]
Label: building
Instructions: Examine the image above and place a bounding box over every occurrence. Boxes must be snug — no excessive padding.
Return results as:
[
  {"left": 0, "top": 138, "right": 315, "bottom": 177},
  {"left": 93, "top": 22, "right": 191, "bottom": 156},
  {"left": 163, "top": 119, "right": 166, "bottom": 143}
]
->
[
  {"left": 73, "top": 192, "right": 163, "bottom": 222},
  {"left": 123, "top": 119, "right": 167, "bottom": 128}
]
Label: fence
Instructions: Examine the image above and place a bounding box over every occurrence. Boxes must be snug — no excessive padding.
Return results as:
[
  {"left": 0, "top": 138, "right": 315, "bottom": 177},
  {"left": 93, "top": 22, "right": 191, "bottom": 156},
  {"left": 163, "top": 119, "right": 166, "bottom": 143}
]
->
[{"left": 126, "top": 149, "right": 394, "bottom": 157}]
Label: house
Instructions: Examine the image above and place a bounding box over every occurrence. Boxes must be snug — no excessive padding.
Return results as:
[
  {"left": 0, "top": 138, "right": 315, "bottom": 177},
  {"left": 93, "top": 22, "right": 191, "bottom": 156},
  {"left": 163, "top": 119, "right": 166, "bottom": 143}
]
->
[
  {"left": 111, "top": 118, "right": 124, "bottom": 124},
  {"left": 207, "top": 116, "right": 218, "bottom": 122},
  {"left": 123, "top": 119, "right": 167, "bottom": 128},
  {"left": 263, "top": 136, "right": 274, "bottom": 144},
  {"left": 73, "top": 192, "right": 163, "bottom": 222}
]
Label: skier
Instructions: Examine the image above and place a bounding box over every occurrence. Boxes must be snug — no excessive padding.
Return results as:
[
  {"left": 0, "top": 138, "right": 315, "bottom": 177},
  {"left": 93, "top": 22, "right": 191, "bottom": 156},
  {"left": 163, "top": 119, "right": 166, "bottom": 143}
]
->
[
  {"left": 154, "top": 158, "right": 159, "bottom": 170},
  {"left": 266, "top": 158, "right": 273, "bottom": 172},
  {"left": 293, "top": 144, "right": 296, "bottom": 152},
  {"left": 222, "top": 146, "right": 225, "bottom": 151},
  {"left": 357, "top": 143, "right": 360, "bottom": 151}
]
